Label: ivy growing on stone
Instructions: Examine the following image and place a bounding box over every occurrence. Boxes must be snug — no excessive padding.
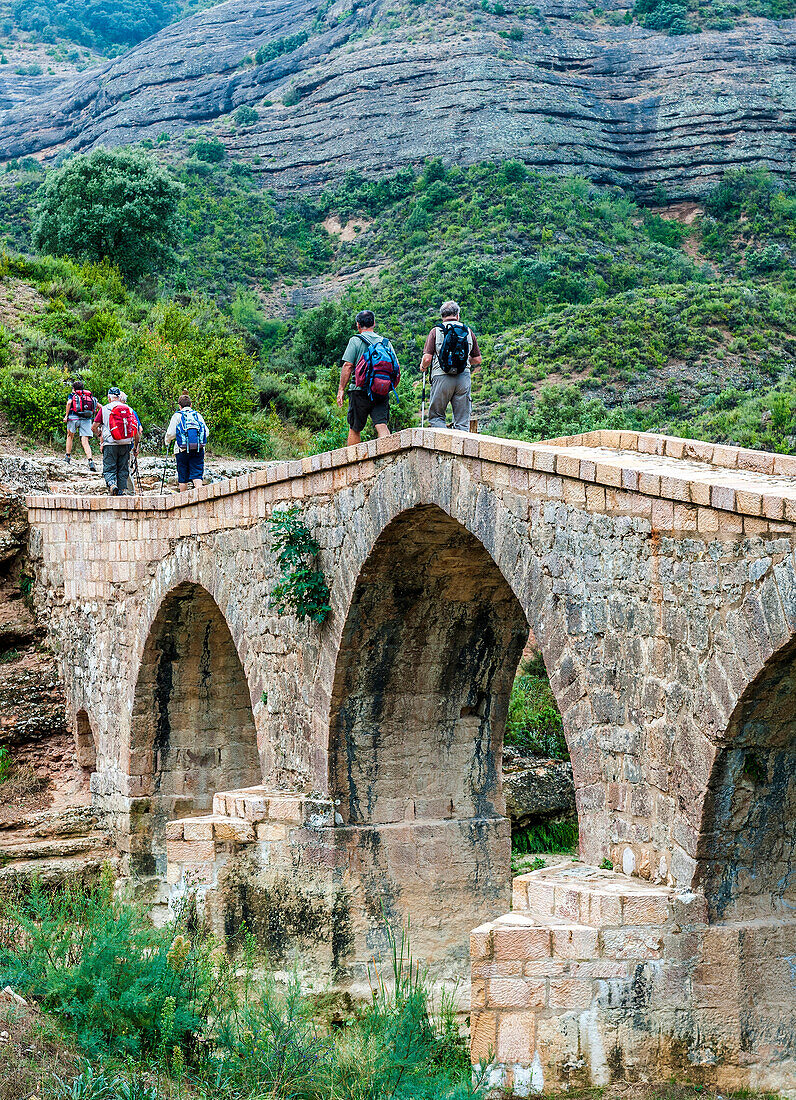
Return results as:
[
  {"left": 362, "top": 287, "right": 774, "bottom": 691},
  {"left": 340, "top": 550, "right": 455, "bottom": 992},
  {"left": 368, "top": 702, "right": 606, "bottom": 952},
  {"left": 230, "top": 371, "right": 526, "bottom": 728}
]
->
[{"left": 268, "top": 507, "right": 331, "bottom": 624}]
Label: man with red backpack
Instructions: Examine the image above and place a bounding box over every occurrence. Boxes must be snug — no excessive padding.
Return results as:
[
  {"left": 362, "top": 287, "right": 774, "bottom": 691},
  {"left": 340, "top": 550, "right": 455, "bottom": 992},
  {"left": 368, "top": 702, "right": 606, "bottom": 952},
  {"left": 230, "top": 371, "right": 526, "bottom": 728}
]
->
[
  {"left": 63, "top": 380, "right": 97, "bottom": 471},
  {"left": 336, "top": 310, "right": 400, "bottom": 446},
  {"left": 420, "top": 300, "right": 482, "bottom": 431},
  {"left": 92, "top": 386, "right": 139, "bottom": 496}
]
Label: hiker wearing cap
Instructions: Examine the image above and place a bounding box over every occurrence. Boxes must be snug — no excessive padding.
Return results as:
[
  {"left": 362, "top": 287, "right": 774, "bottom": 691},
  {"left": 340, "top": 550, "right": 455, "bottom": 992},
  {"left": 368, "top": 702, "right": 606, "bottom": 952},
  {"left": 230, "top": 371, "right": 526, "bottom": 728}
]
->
[
  {"left": 92, "top": 386, "right": 139, "bottom": 496},
  {"left": 64, "top": 380, "right": 97, "bottom": 471},
  {"left": 336, "top": 310, "right": 401, "bottom": 446},
  {"left": 119, "top": 392, "right": 143, "bottom": 494},
  {"left": 164, "top": 392, "right": 209, "bottom": 491},
  {"left": 420, "top": 300, "right": 482, "bottom": 431}
]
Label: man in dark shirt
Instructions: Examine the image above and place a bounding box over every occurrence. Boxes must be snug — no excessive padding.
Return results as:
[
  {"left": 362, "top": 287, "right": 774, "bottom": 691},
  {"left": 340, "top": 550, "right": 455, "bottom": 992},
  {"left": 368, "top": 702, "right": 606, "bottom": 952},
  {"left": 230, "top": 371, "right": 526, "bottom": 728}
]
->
[
  {"left": 336, "top": 310, "right": 393, "bottom": 446},
  {"left": 420, "top": 300, "right": 482, "bottom": 431}
]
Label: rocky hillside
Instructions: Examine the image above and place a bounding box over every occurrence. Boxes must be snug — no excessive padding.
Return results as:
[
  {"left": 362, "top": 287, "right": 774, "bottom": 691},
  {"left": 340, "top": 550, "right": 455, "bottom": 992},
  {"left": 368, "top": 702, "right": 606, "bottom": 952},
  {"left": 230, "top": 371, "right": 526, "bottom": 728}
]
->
[{"left": 0, "top": 0, "right": 795, "bottom": 198}]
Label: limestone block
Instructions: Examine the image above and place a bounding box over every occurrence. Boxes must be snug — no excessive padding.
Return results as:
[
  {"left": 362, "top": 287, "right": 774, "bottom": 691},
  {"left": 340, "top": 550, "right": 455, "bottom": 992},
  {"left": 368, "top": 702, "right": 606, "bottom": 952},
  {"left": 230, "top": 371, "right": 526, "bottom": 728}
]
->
[
  {"left": 212, "top": 817, "right": 255, "bottom": 844},
  {"left": 599, "top": 927, "right": 663, "bottom": 960},
  {"left": 166, "top": 839, "right": 216, "bottom": 864},
  {"left": 552, "top": 926, "right": 600, "bottom": 959},
  {"left": 471, "top": 925, "right": 493, "bottom": 960},
  {"left": 488, "top": 977, "right": 546, "bottom": 1009},
  {"left": 470, "top": 1011, "right": 497, "bottom": 1062},
  {"left": 549, "top": 977, "right": 594, "bottom": 1010},
  {"left": 493, "top": 926, "right": 551, "bottom": 961},
  {"left": 165, "top": 820, "right": 184, "bottom": 841},
  {"left": 621, "top": 894, "right": 670, "bottom": 926},
  {"left": 183, "top": 819, "right": 214, "bottom": 842},
  {"left": 497, "top": 1012, "right": 535, "bottom": 1064},
  {"left": 268, "top": 798, "right": 304, "bottom": 823}
]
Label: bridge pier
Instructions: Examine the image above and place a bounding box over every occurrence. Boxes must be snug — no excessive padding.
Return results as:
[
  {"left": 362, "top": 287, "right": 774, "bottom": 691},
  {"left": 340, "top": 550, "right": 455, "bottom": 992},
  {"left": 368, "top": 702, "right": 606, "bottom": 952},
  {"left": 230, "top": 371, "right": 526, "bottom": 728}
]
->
[
  {"left": 163, "top": 784, "right": 510, "bottom": 988},
  {"left": 471, "top": 866, "right": 796, "bottom": 1094}
]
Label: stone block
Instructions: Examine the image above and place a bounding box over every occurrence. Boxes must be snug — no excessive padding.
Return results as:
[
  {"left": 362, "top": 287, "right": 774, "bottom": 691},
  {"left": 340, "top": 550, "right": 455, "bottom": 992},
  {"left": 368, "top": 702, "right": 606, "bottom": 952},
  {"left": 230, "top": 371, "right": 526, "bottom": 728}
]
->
[
  {"left": 183, "top": 819, "right": 214, "bottom": 841},
  {"left": 165, "top": 820, "right": 184, "bottom": 841},
  {"left": 549, "top": 977, "right": 593, "bottom": 1010},
  {"left": 471, "top": 925, "right": 494, "bottom": 960},
  {"left": 497, "top": 1012, "right": 535, "bottom": 1064},
  {"left": 552, "top": 926, "right": 600, "bottom": 959},
  {"left": 212, "top": 817, "right": 255, "bottom": 843},
  {"left": 494, "top": 926, "right": 551, "bottom": 961},
  {"left": 622, "top": 894, "right": 670, "bottom": 926},
  {"left": 488, "top": 977, "right": 546, "bottom": 1009},
  {"left": 600, "top": 927, "right": 662, "bottom": 960},
  {"left": 166, "top": 839, "right": 216, "bottom": 864},
  {"left": 470, "top": 1012, "right": 497, "bottom": 1062},
  {"left": 256, "top": 821, "right": 288, "bottom": 843},
  {"left": 268, "top": 798, "right": 304, "bottom": 823}
]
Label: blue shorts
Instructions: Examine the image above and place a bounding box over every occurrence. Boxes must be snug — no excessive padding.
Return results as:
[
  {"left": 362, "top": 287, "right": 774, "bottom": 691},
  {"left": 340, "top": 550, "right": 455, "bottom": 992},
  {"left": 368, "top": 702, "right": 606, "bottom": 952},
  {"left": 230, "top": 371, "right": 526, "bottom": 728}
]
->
[{"left": 175, "top": 448, "right": 205, "bottom": 483}]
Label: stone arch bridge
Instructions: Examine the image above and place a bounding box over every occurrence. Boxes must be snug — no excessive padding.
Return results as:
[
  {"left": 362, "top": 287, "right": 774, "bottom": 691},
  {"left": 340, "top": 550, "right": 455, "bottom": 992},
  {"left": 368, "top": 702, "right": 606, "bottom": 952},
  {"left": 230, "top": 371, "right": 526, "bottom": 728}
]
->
[{"left": 27, "top": 428, "right": 796, "bottom": 1091}]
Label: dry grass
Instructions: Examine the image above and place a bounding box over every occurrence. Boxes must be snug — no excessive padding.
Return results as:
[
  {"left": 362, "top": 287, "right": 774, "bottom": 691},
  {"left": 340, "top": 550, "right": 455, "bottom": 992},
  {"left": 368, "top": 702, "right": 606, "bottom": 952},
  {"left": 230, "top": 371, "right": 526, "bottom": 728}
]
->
[{"left": 0, "top": 999, "right": 76, "bottom": 1100}]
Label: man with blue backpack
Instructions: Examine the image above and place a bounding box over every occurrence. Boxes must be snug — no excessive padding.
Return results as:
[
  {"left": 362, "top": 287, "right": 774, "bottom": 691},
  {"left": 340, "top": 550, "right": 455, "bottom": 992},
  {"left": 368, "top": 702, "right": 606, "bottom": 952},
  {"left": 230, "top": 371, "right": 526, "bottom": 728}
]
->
[
  {"left": 164, "top": 392, "right": 209, "bottom": 491},
  {"left": 336, "top": 310, "right": 400, "bottom": 446}
]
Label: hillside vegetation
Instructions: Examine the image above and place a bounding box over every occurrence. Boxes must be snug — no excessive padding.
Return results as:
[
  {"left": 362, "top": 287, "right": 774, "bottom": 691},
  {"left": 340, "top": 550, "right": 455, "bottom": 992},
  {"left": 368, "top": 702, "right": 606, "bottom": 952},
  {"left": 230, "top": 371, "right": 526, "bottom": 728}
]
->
[{"left": 0, "top": 151, "right": 795, "bottom": 455}]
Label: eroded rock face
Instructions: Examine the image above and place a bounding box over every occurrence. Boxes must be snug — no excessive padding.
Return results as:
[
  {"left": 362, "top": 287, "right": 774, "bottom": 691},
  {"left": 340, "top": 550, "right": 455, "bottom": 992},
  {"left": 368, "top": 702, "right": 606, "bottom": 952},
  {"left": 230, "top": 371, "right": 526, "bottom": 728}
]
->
[{"left": 1, "top": 0, "right": 795, "bottom": 198}]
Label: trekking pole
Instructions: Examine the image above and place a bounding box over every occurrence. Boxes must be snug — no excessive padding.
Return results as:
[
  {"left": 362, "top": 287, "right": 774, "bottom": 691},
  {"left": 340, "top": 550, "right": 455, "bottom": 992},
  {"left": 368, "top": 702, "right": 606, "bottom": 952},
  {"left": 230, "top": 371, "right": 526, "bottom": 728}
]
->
[
  {"left": 420, "top": 370, "right": 427, "bottom": 429},
  {"left": 159, "top": 447, "right": 168, "bottom": 494}
]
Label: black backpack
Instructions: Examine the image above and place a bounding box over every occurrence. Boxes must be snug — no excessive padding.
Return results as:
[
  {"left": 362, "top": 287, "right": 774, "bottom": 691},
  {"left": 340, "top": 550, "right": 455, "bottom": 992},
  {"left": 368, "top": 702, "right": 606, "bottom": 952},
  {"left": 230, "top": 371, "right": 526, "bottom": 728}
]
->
[{"left": 437, "top": 322, "right": 470, "bottom": 375}]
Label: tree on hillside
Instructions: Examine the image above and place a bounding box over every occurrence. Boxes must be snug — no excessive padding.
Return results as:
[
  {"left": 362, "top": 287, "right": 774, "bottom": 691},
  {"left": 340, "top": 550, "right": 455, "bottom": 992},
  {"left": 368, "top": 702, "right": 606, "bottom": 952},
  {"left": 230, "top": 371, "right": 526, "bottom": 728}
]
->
[{"left": 33, "top": 148, "right": 184, "bottom": 280}]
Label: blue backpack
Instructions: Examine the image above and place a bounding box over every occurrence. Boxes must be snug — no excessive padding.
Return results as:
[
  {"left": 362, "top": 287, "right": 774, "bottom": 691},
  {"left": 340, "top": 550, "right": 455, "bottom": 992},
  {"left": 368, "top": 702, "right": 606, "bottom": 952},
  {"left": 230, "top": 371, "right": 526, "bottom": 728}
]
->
[{"left": 175, "top": 408, "right": 208, "bottom": 452}]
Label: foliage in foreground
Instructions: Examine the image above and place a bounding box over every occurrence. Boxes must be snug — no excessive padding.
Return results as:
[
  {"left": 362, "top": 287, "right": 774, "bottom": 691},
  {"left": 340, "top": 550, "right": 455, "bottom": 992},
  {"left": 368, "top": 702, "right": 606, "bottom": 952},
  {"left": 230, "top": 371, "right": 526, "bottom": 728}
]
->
[{"left": 0, "top": 875, "right": 479, "bottom": 1099}]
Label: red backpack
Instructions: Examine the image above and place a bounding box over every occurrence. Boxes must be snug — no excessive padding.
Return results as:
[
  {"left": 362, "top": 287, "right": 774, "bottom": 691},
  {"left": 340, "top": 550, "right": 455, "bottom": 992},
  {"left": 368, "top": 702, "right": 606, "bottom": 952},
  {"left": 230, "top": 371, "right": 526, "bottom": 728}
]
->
[
  {"left": 108, "top": 403, "right": 138, "bottom": 442},
  {"left": 71, "top": 389, "right": 96, "bottom": 417}
]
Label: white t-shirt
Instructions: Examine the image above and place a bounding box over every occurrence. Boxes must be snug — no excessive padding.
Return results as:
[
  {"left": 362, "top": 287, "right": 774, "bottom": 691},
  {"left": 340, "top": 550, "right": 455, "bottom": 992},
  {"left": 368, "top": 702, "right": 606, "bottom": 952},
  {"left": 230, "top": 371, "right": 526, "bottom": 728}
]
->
[{"left": 164, "top": 408, "right": 210, "bottom": 455}]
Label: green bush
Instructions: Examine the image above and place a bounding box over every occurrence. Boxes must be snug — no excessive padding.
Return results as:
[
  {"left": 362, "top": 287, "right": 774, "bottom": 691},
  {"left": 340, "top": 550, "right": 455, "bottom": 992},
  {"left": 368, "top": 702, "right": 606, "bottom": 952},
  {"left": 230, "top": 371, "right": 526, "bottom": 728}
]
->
[
  {"left": 233, "top": 105, "right": 259, "bottom": 126},
  {"left": 506, "top": 653, "right": 568, "bottom": 758},
  {"left": 32, "top": 149, "right": 183, "bottom": 280},
  {"left": 268, "top": 507, "right": 331, "bottom": 624},
  {"left": 189, "top": 139, "right": 226, "bottom": 164},
  {"left": 0, "top": 358, "right": 65, "bottom": 440},
  {"left": 0, "top": 875, "right": 223, "bottom": 1057}
]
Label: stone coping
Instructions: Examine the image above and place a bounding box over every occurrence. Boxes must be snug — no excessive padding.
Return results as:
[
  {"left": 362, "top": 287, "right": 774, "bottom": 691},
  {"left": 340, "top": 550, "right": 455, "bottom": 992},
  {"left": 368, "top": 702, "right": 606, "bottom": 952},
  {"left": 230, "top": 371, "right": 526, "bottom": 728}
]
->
[{"left": 26, "top": 428, "right": 796, "bottom": 520}]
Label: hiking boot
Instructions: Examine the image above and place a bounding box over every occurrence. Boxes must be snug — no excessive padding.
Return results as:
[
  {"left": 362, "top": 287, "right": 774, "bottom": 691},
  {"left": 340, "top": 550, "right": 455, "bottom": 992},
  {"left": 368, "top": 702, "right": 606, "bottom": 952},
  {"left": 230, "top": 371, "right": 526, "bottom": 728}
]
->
[
  {"left": 65, "top": 454, "right": 71, "bottom": 464},
  {"left": 109, "top": 486, "right": 118, "bottom": 496},
  {"left": 88, "top": 460, "right": 97, "bottom": 472}
]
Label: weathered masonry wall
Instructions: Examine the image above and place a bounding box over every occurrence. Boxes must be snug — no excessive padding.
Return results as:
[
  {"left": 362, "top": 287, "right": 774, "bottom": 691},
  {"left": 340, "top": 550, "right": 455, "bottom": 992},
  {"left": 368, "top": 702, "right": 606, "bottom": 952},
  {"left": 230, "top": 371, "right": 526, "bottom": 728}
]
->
[{"left": 25, "top": 429, "right": 796, "bottom": 1007}]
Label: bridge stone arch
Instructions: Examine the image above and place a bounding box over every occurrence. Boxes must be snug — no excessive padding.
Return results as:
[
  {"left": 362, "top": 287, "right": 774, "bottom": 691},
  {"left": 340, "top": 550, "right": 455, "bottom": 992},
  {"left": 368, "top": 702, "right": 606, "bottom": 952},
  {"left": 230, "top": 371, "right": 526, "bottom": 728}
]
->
[{"left": 128, "top": 579, "right": 261, "bottom": 878}]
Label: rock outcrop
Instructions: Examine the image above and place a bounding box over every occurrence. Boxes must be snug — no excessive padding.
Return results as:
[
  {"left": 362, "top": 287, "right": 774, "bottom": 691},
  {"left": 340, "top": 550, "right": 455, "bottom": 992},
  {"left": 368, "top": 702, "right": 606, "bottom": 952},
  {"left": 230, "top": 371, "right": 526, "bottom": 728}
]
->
[
  {"left": 503, "top": 748, "right": 576, "bottom": 830},
  {"left": 0, "top": 0, "right": 794, "bottom": 197}
]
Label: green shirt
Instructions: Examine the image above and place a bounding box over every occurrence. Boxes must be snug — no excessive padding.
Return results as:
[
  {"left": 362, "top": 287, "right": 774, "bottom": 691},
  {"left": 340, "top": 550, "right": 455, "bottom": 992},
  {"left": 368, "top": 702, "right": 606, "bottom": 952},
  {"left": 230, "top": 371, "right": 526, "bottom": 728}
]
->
[{"left": 342, "top": 331, "right": 383, "bottom": 390}]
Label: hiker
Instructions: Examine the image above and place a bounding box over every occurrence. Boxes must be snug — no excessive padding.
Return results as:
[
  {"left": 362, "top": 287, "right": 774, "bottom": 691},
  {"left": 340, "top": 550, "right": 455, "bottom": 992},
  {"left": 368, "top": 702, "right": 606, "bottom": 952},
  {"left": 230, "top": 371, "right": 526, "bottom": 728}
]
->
[
  {"left": 336, "top": 310, "right": 400, "bottom": 446},
  {"left": 420, "top": 300, "right": 482, "bottom": 431},
  {"left": 92, "top": 386, "right": 139, "bottom": 496},
  {"left": 119, "top": 392, "right": 143, "bottom": 494},
  {"left": 63, "top": 380, "right": 97, "bottom": 471},
  {"left": 164, "top": 392, "right": 209, "bottom": 492}
]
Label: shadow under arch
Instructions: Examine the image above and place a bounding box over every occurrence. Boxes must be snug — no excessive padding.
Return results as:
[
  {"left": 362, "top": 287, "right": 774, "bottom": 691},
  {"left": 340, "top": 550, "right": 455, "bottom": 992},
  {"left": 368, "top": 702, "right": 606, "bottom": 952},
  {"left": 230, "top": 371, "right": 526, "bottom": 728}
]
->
[
  {"left": 328, "top": 503, "right": 530, "bottom": 971},
  {"left": 695, "top": 632, "right": 796, "bottom": 920},
  {"left": 130, "top": 581, "right": 261, "bottom": 877}
]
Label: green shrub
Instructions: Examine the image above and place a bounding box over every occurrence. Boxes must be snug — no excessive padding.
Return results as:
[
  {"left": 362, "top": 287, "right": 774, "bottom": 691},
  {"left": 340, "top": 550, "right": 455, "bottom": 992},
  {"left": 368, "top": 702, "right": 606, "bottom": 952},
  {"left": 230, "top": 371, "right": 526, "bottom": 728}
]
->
[
  {"left": 189, "top": 139, "right": 226, "bottom": 164},
  {"left": 32, "top": 149, "right": 183, "bottom": 281},
  {"left": 0, "top": 746, "right": 11, "bottom": 784},
  {"left": 233, "top": 105, "right": 259, "bottom": 126},
  {"left": 268, "top": 507, "right": 330, "bottom": 624},
  {"left": 513, "top": 820, "right": 579, "bottom": 855},
  {"left": 0, "top": 359, "right": 65, "bottom": 439},
  {"left": 0, "top": 875, "right": 224, "bottom": 1057},
  {"left": 506, "top": 653, "right": 568, "bottom": 758}
]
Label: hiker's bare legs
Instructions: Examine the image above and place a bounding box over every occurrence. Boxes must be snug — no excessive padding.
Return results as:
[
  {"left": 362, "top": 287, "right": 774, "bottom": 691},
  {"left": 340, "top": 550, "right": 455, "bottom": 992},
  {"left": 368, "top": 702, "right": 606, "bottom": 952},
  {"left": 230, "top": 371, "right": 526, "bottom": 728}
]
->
[
  {"left": 80, "top": 435, "right": 92, "bottom": 459},
  {"left": 347, "top": 423, "right": 390, "bottom": 447},
  {"left": 66, "top": 429, "right": 75, "bottom": 457}
]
